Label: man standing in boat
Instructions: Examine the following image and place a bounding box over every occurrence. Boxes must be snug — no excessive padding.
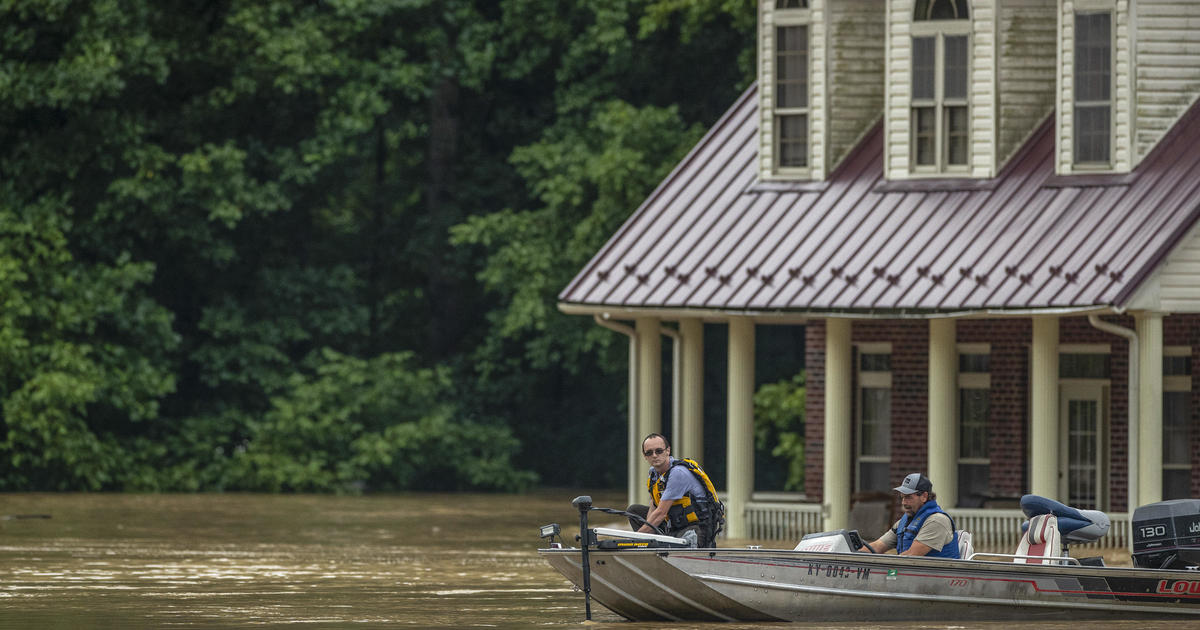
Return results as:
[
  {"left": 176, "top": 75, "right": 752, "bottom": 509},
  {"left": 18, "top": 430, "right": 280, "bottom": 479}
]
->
[
  {"left": 859, "top": 473, "right": 961, "bottom": 558},
  {"left": 626, "top": 433, "right": 724, "bottom": 548}
]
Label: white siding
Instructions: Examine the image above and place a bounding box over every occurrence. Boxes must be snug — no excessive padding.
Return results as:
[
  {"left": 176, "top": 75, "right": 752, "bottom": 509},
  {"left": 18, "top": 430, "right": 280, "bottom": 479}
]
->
[
  {"left": 1056, "top": 0, "right": 1133, "bottom": 175},
  {"left": 996, "top": 0, "right": 1057, "bottom": 167},
  {"left": 1134, "top": 1, "right": 1200, "bottom": 164},
  {"left": 885, "top": 0, "right": 998, "bottom": 179},
  {"left": 827, "top": 1, "right": 886, "bottom": 171},
  {"left": 1130, "top": 221, "right": 1200, "bottom": 313}
]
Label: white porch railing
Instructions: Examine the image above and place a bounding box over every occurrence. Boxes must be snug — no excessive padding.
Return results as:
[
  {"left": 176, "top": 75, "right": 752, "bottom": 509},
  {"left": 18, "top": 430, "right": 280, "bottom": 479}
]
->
[{"left": 743, "top": 500, "right": 1131, "bottom": 551}]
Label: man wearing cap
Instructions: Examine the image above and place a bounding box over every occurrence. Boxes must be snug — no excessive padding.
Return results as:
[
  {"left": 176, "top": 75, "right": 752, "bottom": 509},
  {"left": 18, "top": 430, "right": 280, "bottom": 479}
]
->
[{"left": 858, "top": 473, "right": 961, "bottom": 558}]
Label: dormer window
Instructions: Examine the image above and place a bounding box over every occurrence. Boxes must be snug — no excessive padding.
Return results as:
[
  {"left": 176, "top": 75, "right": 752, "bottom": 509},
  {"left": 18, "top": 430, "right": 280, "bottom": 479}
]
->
[
  {"left": 911, "top": 0, "right": 970, "bottom": 173},
  {"left": 1074, "top": 11, "right": 1112, "bottom": 166},
  {"left": 773, "top": 0, "right": 810, "bottom": 172}
]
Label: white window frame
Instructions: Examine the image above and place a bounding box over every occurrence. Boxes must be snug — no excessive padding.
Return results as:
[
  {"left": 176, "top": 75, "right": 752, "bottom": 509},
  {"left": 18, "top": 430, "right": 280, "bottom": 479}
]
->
[
  {"left": 910, "top": 18, "right": 971, "bottom": 174},
  {"left": 773, "top": 7, "right": 812, "bottom": 176},
  {"left": 1072, "top": 9, "right": 1114, "bottom": 169},
  {"left": 856, "top": 343, "right": 892, "bottom": 492}
]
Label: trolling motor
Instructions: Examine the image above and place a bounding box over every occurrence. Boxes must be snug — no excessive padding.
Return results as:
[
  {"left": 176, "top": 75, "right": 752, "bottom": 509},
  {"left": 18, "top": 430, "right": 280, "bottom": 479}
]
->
[{"left": 572, "top": 495, "right": 594, "bottom": 621}]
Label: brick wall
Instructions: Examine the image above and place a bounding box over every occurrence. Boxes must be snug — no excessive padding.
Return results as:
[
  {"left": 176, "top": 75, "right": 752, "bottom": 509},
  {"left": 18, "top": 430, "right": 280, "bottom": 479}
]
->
[{"left": 801, "top": 314, "right": 1200, "bottom": 511}]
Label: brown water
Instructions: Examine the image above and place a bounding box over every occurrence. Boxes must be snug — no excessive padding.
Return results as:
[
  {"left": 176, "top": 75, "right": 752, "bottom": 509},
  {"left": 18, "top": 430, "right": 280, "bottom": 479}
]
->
[{"left": 0, "top": 491, "right": 1179, "bottom": 629}]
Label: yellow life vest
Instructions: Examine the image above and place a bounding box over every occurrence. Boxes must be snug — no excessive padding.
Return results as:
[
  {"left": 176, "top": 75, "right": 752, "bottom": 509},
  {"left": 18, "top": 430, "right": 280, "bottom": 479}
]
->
[{"left": 647, "top": 458, "right": 725, "bottom": 531}]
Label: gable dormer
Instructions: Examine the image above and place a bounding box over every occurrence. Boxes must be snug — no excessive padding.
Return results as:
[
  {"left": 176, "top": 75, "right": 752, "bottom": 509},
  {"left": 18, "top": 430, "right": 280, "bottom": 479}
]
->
[
  {"left": 885, "top": 1, "right": 1059, "bottom": 180},
  {"left": 1058, "top": 1, "right": 1200, "bottom": 175},
  {"left": 759, "top": 0, "right": 885, "bottom": 181}
]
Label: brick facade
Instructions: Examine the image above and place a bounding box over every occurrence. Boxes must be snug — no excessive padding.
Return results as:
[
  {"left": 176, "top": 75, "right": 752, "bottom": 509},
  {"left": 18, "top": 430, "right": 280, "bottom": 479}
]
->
[{"left": 803, "top": 314, "right": 1200, "bottom": 511}]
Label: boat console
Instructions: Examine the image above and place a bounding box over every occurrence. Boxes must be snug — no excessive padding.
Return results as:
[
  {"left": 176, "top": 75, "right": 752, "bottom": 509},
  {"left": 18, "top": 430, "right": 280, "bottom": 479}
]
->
[
  {"left": 1132, "top": 499, "right": 1200, "bottom": 570},
  {"left": 794, "top": 528, "right": 866, "bottom": 553}
]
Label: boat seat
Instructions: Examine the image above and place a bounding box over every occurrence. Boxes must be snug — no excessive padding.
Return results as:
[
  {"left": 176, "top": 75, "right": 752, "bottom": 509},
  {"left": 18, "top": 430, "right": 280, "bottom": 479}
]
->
[
  {"left": 957, "top": 529, "right": 974, "bottom": 560},
  {"left": 1019, "top": 495, "right": 1109, "bottom": 544},
  {"left": 1014, "top": 514, "right": 1062, "bottom": 564}
]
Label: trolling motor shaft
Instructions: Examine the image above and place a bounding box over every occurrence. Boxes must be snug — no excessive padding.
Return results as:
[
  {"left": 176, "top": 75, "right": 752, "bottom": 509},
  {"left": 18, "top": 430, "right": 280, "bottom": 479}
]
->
[{"left": 571, "top": 495, "right": 593, "bottom": 621}]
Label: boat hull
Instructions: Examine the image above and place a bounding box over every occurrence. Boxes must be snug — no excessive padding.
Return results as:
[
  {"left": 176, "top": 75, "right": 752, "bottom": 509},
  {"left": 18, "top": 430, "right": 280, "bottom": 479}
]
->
[{"left": 539, "top": 547, "right": 1200, "bottom": 622}]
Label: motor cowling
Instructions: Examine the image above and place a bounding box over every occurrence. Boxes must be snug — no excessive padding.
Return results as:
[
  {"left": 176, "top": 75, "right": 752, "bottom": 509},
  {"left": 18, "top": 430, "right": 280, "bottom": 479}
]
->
[{"left": 1131, "top": 499, "right": 1200, "bottom": 569}]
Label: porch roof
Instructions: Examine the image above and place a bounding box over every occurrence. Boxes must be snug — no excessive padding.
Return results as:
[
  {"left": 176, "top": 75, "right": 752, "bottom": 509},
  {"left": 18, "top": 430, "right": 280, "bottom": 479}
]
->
[{"left": 558, "top": 85, "right": 1200, "bottom": 316}]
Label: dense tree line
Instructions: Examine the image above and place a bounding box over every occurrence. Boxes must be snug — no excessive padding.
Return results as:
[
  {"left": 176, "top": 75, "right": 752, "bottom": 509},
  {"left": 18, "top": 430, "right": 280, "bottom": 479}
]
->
[{"left": 0, "top": 0, "right": 801, "bottom": 492}]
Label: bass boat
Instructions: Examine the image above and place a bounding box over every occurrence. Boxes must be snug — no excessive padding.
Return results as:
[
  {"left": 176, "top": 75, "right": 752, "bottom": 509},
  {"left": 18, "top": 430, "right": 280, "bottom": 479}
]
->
[{"left": 538, "top": 495, "right": 1200, "bottom": 622}]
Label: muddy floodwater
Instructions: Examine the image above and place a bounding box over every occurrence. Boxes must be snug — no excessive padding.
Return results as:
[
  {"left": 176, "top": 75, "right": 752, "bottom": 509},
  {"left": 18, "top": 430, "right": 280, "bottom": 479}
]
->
[{"left": 0, "top": 491, "right": 1181, "bottom": 629}]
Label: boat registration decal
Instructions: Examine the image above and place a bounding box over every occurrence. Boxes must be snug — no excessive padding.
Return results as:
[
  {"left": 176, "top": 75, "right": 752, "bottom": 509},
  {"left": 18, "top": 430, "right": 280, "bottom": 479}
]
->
[
  {"left": 805, "top": 562, "right": 871, "bottom": 581},
  {"left": 1156, "top": 579, "right": 1200, "bottom": 596}
]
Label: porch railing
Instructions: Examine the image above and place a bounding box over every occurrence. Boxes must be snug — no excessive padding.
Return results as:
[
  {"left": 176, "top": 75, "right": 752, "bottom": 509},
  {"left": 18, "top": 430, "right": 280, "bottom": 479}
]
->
[{"left": 743, "top": 499, "right": 1131, "bottom": 551}]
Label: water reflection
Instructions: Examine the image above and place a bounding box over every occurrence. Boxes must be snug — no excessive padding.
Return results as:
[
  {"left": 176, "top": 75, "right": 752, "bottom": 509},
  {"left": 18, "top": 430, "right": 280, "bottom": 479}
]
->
[{"left": 0, "top": 491, "right": 1177, "bottom": 629}]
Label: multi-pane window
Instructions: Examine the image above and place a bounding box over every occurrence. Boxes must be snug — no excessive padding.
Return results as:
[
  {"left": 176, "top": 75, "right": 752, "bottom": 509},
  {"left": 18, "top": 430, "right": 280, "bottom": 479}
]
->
[
  {"left": 912, "top": 1, "right": 970, "bottom": 172},
  {"left": 857, "top": 348, "right": 891, "bottom": 492},
  {"left": 1163, "top": 348, "right": 1192, "bottom": 500},
  {"left": 1074, "top": 12, "right": 1112, "bottom": 165},
  {"left": 775, "top": 24, "right": 809, "bottom": 169},
  {"left": 958, "top": 348, "right": 989, "bottom": 507}
]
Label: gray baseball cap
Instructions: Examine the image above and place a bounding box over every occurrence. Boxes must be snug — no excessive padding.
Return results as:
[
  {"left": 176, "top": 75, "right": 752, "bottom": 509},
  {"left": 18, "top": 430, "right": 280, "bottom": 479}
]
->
[{"left": 894, "top": 473, "right": 933, "bottom": 495}]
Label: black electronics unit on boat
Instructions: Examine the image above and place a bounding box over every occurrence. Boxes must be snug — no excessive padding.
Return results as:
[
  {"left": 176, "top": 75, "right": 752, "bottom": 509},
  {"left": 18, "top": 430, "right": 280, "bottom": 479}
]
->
[{"left": 1131, "top": 499, "right": 1200, "bottom": 569}]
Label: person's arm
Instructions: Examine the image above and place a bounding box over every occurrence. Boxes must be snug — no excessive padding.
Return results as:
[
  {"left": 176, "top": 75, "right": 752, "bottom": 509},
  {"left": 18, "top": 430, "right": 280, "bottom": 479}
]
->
[
  {"left": 859, "top": 539, "right": 887, "bottom": 553},
  {"left": 899, "top": 540, "right": 934, "bottom": 556},
  {"left": 638, "top": 499, "right": 674, "bottom": 533}
]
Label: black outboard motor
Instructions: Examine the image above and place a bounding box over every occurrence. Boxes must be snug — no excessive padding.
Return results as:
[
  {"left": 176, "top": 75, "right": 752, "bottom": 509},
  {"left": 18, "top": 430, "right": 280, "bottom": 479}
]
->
[{"left": 1131, "top": 499, "right": 1200, "bottom": 569}]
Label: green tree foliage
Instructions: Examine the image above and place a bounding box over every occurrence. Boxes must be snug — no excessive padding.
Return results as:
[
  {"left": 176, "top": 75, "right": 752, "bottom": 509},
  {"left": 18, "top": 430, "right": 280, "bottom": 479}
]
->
[
  {"left": 0, "top": 0, "right": 756, "bottom": 491},
  {"left": 754, "top": 372, "right": 806, "bottom": 492}
]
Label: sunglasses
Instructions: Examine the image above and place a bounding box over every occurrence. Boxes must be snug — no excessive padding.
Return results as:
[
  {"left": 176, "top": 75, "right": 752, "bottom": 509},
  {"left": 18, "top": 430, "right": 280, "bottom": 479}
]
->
[{"left": 643, "top": 447, "right": 667, "bottom": 457}]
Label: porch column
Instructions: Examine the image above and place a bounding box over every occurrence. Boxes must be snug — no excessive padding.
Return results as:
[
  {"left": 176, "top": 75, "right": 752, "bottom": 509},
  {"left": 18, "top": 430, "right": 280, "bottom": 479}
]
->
[
  {"left": 928, "top": 319, "right": 957, "bottom": 507},
  {"left": 679, "top": 318, "right": 704, "bottom": 461},
  {"left": 726, "top": 317, "right": 755, "bottom": 539},
  {"left": 1031, "top": 317, "right": 1059, "bottom": 499},
  {"left": 1137, "top": 312, "right": 1164, "bottom": 506},
  {"left": 824, "top": 318, "right": 852, "bottom": 530},
  {"left": 635, "top": 317, "right": 662, "bottom": 448}
]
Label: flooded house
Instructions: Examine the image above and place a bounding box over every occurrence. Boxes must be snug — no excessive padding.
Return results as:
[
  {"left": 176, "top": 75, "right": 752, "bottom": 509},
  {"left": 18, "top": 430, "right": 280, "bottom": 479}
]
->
[{"left": 558, "top": 0, "right": 1200, "bottom": 546}]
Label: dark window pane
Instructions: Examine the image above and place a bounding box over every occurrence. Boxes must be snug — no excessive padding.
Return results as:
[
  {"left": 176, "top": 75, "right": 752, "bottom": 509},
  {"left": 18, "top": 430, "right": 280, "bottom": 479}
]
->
[
  {"left": 777, "top": 114, "right": 808, "bottom": 167},
  {"left": 946, "top": 106, "right": 969, "bottom": 165},
  {"left": 1164, "top": 355, "right": 1192, "bottom": 376},
  {"left": 914, "top": 107, "right": 936, "bottom": 165},
  {"left": 1059, "top": 353, "right": 1111, "bottom": 379},
  {"left": 776, "top": 26, "right": 808, "bottom": 108},
  {"left": 859, "top": 461, "right": 891, "bottom": 493},
  {"left": 915, "top": 0, "right": 969, "bottom": 20},
  {"left": 776, "top": 0, "right": 808, "bottom": 8},
  {"left": 1075, "top": 105, "right": 1111, "bottom": 163},
  {"left": 912, "top": 37, "right": 936, "bottom": 100},
  {"left": 959, "top": 353, "right": 990, "bottom": 373},
  {"left": 861, "top": 388, "right": 891, "bottom": 457},
  {"left": 860, "top": 353, "right": 891, "bottom": 371},
  {"left": 943, "top": 36, "right": 968, "bottom": 99},
  {"left": 1164, "top": 391, "right": 1191, "bottom": 466},
  {"left": 958, "top": 463, "right": 989, "bottom": 507},
  {"left": 959, "top": 388, "right": 989, "bottom": 458},
  {"left": 1164, "top": 469, "right": 1191, "bottom": 501},
  {"left": 1075, "top": 13, "right": 1111, "bottom": 102}
]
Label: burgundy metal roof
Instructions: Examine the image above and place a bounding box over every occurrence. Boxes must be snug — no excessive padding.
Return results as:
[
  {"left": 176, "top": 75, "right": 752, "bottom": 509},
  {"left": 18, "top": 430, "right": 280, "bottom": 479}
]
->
[{"left": 559, "top": 85, "right": 1200, "bottom": 315}]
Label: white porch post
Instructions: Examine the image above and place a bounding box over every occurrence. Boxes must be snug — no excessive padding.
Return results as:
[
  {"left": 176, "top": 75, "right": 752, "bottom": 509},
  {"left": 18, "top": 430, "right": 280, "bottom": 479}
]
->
[
  {"left": 1136, "top": 312, "right": 1164, "bottom": 506},
  {"left": 680, "top": 318, "right": 705, "bottom": 461},
  {"left": 726, "top": 317, "right": 755, "bottom": 539},
  {"left": 635, "top": 317, "right": 662, "bottom": 471},
  {"left": 824, "top": 319, "right": 852, "bottom": 530},
  {"left": 928, "top": 319, "right": 957, "bottom": 507},
  {"left": 1031, "top": 317, "right": 1059, "bottom": 499}
]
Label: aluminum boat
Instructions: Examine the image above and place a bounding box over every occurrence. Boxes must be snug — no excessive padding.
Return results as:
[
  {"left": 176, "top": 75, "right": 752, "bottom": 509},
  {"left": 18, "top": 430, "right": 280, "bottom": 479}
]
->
[{"left": 538, "top": 496, "right": 1200, "bottom": 622}]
